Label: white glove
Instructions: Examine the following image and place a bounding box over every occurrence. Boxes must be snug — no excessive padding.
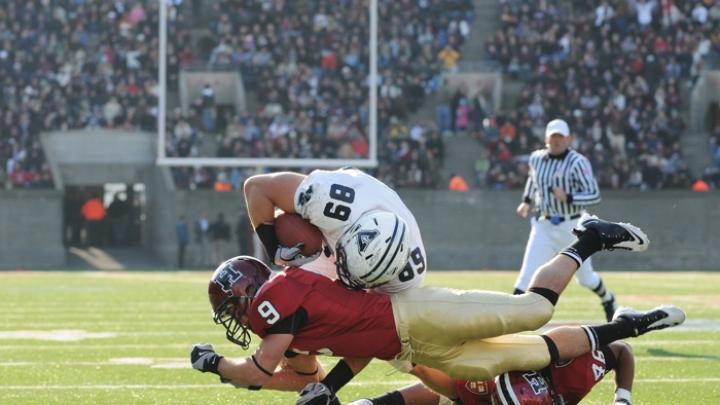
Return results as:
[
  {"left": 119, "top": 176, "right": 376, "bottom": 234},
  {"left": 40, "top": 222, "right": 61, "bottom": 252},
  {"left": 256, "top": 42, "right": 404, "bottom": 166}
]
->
[
  {"left": 275, "top": 243, "right": 322, "bottom": 267},
  {"left": 347, "top": 401, "right": 373, "bottom": 405},
  {"left": 296, "top": 382, "right": 339, "bottom": 405},
  {"left": 190, "top": 343, "right": 223, "bottom": 375}
]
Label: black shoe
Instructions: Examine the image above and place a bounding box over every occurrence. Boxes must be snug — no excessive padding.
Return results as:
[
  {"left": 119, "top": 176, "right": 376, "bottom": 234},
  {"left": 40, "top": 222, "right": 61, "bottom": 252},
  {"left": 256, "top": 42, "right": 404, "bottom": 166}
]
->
[
  {"left": 602, "top": 294, "right": 617, "bottom": 322},
  {"left": 612, "top": 305, "right": 686, "bottom": 336},
  {"left": 573, "top": 214, "right": 649, "bottom": 252}
]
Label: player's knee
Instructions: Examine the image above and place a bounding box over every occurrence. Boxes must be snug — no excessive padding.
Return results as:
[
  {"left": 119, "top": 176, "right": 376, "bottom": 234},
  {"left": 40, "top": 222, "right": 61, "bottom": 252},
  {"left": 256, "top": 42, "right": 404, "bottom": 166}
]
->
[{"left": 519, "top": 293, "right": 554, "bottom": 327}]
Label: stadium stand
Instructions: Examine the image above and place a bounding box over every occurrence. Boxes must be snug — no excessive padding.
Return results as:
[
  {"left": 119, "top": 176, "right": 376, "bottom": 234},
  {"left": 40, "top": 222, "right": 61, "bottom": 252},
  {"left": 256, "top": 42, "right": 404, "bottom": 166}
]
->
[
  {"left": 482, "top": 0, "right": 720, "bottom": 190},
  {"left": 3, "top": 0, "right": 719, "bottom": 192},
  {"left": 0, "top": 1, "right": 185, "bottom": 189},
  {"left": 172, "top": 0, "right": 474, "bottom": 189}
]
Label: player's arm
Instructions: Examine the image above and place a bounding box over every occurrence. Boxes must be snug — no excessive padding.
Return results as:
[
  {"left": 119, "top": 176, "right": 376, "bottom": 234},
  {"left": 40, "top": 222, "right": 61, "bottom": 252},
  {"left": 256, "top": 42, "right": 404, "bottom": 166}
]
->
[
  {"left": 297, "top": 357, "right": 372, "bottom": 404},
  {"left": 260, "top": 354, "right": 325, "bottom": 391},
  {"left": 609, "top": 341, "right": 634, "bottom": 405},
  {"left": 244, "top": 172, "right": 312, "bottom": 263},
  {"left": 568, "top": 158, "right": 601, "bottom": 205},
  {"left": 244, "top": 172, "right": 307, "bottom": 227},
  {"left": 517, "top": 173, "right": 534, "bottom": 218},
  {"left": 217, "top": 333, "right": 294, "bottom": 389}
]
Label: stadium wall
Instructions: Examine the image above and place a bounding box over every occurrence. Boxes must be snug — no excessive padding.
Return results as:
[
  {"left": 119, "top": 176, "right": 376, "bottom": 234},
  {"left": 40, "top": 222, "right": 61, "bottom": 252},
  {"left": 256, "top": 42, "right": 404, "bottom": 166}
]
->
[
  {"left": 400, "top": 190, "right": 720, "bottom": 271},
  {"left": 0, "top": 190, "right": 65, "bottom": 269},
  {"left": 1, "top": 190, "right": 718, "bottom": 271}
]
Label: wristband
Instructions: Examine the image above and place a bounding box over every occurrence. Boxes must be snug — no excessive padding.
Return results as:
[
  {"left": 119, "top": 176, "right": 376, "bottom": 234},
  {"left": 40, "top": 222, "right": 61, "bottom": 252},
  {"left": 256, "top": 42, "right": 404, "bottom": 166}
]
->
[{"left": 255, "top": 223, "right": 279, "bottom": 259}]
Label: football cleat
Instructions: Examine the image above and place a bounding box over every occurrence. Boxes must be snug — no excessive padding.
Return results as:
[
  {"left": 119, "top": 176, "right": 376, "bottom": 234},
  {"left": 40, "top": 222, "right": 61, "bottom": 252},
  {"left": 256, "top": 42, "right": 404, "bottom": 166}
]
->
[
  {"left": 612, "top": 305, "right": 686, "bottom": 336},
  {"left": 602, "top": 294, "right": 618, "bottom": 322},
  {"left": 573, "top": 214, "right": 649, "bottom": 252}
]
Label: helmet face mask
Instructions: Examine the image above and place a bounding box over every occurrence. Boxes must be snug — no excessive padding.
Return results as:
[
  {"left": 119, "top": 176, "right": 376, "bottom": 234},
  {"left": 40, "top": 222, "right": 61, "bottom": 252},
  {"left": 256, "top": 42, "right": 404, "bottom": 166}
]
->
[
  {"left": 335, "top": 211, "right": 410, "bottom": 290},
  {"left": 208, "top": 256, "right": 271, "bottom": 350},
  {"left": 491, "top": 371, "right": 555, "bottom": 405}
]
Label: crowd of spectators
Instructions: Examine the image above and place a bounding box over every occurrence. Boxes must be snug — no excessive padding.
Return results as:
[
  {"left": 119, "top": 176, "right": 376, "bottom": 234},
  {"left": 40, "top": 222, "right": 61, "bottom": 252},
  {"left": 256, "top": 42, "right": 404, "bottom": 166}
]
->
[
  {"left": 0, "top": 0, "right": 194, "bottom": 189},
  {"left": 168, "top": 0, "right": 474, "bottom": 189},
  {"left": 479, "top": 0, "right": 720, "bottom": 190}
]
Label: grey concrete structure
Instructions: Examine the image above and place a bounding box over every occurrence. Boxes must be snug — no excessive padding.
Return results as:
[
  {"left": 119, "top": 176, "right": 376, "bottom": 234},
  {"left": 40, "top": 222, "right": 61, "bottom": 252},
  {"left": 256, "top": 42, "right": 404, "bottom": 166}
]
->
[
  {"left": 0, "top": 190, "right": 65, "bottom": 269},
  {"left": 2, "top": 187, "right": 718, "bottom": 271}
]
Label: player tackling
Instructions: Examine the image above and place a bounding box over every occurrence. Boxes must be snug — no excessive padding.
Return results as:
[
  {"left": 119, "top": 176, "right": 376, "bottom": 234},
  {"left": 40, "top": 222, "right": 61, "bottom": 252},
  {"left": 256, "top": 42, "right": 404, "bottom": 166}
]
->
[{"left": 190, "top": 214, "right": 685, "bottom": 404}]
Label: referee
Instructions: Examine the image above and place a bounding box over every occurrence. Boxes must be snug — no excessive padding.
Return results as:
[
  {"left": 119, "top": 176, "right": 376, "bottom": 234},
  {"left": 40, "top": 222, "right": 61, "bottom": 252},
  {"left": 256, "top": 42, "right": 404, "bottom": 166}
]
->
[{"left": 515, "top": 119, "right": 617, "bottom": 321}]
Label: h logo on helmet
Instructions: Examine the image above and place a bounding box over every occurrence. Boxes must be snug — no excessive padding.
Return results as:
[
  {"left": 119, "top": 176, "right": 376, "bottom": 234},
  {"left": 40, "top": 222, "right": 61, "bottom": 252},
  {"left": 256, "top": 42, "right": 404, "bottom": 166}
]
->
[
  {"left": 216, "top": 265, "right": 243, "bottom": 294},
  {"left": 521, "top": 371, "right": 550, "bottom": 395},
  {"left": 356, "top": 230, "right": 379, "bottom": 253}
]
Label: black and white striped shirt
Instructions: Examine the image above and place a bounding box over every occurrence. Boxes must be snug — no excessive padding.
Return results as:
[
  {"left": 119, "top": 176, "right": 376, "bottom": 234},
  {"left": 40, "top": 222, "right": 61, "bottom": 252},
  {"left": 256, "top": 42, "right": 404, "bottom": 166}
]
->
[{"left": 522, "top": 148, "right": 600, "bottom": 217}]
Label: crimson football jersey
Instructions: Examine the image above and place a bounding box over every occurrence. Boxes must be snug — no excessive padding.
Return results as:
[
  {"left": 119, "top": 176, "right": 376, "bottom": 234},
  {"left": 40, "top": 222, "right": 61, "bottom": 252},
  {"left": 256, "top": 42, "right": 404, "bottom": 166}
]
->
[
  {"left": 247, "top": 267, "right": 401, "bottom": 360},
  {"left": 454, "top": 348, "right": 615, "bottom": 405}
]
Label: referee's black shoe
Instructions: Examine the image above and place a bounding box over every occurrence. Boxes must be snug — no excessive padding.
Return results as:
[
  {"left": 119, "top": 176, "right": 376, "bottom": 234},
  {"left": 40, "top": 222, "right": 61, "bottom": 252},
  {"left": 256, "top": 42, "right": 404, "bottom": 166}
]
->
[{"left": 573, "top": 214, "right": 649, "bottom": 252}]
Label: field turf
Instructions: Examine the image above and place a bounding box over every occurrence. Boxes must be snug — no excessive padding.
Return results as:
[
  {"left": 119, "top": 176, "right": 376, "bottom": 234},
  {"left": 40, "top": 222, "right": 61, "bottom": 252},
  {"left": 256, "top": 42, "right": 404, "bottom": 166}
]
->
[{"left": 1, "top": 270, "right": 718, "bottom": 404}]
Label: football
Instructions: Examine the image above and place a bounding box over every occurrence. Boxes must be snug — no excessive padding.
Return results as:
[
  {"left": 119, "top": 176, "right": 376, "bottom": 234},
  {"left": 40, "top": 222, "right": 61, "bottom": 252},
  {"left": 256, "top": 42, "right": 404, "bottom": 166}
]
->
[{"left": 275, "top": 213, "right": 323, "bottom": 256}]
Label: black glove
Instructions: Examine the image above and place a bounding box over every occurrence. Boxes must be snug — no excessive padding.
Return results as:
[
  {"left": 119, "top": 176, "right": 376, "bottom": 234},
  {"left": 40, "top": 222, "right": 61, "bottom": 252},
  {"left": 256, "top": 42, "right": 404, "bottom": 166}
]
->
[
  {"left": 190, "top": 343, "right": 223, "bottom": 375},
  {"left": 296, "top": 382, "right": 341, "bottom": 405}
]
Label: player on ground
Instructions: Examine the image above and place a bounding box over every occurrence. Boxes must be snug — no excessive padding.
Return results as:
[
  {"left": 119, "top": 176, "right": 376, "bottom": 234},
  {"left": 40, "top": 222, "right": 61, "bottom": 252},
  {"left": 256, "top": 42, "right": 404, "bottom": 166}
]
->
[
  {"left": 190, "top": 214, "right": 683, "bottom": 404},
  {"left": 516, "top": 118, "right": 618, "bottom": 321},
  {"left": 244, "top": 168, "right": 427, "bottom": 293},
  {"left": 348, "top": 340, "right": 635, "bottom": 405}
]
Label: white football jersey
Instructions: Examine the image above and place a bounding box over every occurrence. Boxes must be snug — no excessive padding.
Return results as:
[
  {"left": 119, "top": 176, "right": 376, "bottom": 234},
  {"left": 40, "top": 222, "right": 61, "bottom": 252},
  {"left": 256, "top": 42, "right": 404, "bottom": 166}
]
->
[{"left": 293, "top": 168, "right": 427, "bottom": 293}]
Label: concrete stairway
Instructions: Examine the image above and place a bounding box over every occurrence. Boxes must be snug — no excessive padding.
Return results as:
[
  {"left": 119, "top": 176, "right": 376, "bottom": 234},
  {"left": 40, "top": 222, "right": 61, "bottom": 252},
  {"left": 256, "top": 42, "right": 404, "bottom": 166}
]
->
[
  {"left": 459, "top": 0, "right": 502, "bottom": 71},
  {"left": 685, "top": 77, "right": 714, "bottom": 178},
  {"left": 439, "top": 133, "right": 485, "bottom": 186}
]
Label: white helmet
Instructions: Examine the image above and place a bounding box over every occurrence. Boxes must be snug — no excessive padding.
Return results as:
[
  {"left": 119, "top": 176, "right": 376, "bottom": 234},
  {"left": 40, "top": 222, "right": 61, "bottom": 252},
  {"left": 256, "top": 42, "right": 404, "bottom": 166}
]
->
[{"left": 335, "top": 210, "right": 410, "bottom": 289}]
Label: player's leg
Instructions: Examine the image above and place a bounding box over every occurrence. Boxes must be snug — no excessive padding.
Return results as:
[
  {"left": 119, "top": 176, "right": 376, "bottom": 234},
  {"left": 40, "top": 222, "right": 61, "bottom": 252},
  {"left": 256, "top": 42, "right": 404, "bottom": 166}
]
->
[
  {"left": 526, "top": 214, "right": 648, "bottom": 305},
  {"left": 575, "top": 258, "right": 618, "bottom": 321},
  {"left": 411, "top": 305, "right": 684, "bottom": 380},
  {"left": 347, "top": 383, "right": 445, "bottom": 405},
  {"left": 391, "top": 286, "right": 554, "bottom": 347},
  {"left": 542, "top": 304, "right": 684, "bottom": 362},
  {"left": 514, "top": 219, "right": 556, "bottom": 294}
]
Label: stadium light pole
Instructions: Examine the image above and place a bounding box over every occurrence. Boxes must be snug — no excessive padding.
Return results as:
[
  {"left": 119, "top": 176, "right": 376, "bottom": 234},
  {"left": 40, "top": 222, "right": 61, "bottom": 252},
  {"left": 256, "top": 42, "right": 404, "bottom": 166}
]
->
[{"left": 157, "top": 0, "right": 167, "bottom": 164}]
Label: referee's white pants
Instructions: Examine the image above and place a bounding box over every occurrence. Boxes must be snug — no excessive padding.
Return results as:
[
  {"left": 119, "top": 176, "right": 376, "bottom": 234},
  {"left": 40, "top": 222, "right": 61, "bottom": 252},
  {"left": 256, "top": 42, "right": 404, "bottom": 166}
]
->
[{"left": 514, "top": 216, "right": 601, "bottom": 292}]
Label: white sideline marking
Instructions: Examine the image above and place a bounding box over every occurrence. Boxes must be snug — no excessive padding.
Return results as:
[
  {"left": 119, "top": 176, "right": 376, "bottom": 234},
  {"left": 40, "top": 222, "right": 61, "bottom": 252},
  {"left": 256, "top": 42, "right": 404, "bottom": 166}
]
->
[
  {"left": 0, "top": 330, "right": 117, "bottom": 341},
  {"left": 0, "top": 339, "right": 716, "bottom": 351},
  {"left": 1, "top": 378, "right": 720, "bottom": 390},
  {"left": 1, "top": 354, "right": 714, "bottom": 368}
]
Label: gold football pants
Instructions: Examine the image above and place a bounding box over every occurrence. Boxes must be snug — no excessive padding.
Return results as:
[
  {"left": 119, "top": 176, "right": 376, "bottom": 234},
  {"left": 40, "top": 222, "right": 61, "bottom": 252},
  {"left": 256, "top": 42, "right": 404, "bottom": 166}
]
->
[{"left": 391, "top": 287, "right": 554, "bottom": 380}]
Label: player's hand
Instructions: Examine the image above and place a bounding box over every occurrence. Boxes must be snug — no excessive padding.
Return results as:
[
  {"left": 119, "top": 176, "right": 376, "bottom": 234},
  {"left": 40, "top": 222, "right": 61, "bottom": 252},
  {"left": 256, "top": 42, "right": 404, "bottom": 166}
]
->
[
  {"left": 552, "top": 186, "right": 567, "bottom": 202},
  {"left": 275, "top": 243, "right": 321, "bottom": 267},
  {"left": 516, "top": 202, "right": 530, "bottom": 218},
  {"left": 296, "top": 382, "right": 340, "bottom": 405},
  {"left": 190, "top": 343, "right": 223, "bottom": 375}
]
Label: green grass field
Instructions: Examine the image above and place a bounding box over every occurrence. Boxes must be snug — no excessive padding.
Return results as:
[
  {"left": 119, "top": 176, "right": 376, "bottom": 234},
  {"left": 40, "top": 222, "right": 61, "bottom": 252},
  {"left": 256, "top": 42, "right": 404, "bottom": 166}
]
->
[{"left": 1, "top": 270, "right": 719, "bottom": 404}]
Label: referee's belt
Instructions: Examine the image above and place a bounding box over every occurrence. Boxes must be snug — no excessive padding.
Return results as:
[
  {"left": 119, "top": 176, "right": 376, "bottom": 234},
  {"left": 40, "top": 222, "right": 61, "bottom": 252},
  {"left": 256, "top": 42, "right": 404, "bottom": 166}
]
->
[{"left": 535, "top": 213, "right": 581, "bottom": 225}]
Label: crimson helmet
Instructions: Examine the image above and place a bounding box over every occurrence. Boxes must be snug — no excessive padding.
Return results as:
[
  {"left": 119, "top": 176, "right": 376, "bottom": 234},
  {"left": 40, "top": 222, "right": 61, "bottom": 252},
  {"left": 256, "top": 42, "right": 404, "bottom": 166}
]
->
[
  {"left": 491, "top": 371, "right": 555, "bottom": 405},
  {"left": 208, "top": 256, "right": 272, "bottom": 349}
]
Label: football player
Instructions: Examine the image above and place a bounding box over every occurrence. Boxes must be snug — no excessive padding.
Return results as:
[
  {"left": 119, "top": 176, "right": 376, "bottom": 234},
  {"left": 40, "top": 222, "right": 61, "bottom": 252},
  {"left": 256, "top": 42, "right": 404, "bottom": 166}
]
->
[
  {"left": 244, "top": 169, "right": 430, "bottom": 402},
  {"left": 348, "top": 340, "right": 635, "bottom": 405},
  {"left": 243, "top": 168, "right": 427, "bottom": 293},
  {"left": 190, "top": 213, "right": 683, "bottom": 403}
]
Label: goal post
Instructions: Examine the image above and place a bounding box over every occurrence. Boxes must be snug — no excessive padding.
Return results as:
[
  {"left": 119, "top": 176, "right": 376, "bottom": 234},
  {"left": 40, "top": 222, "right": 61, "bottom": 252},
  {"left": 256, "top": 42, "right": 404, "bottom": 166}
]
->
[{"left": 156, "top": 0, "right": 379, "bottom": 169}]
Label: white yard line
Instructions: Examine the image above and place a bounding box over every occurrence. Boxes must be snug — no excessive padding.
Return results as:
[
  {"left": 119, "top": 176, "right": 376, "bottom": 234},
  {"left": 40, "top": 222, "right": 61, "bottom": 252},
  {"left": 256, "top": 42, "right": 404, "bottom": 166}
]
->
[{"left": 1, "top": 378, "right": 720, "bottom": 390}]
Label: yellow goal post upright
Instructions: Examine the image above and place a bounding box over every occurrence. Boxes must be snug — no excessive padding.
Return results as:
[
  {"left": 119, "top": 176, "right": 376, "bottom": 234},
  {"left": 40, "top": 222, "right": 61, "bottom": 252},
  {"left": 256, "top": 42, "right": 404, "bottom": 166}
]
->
[{"left": 155, "top": 0, "right": 379, "bottom": 170}]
